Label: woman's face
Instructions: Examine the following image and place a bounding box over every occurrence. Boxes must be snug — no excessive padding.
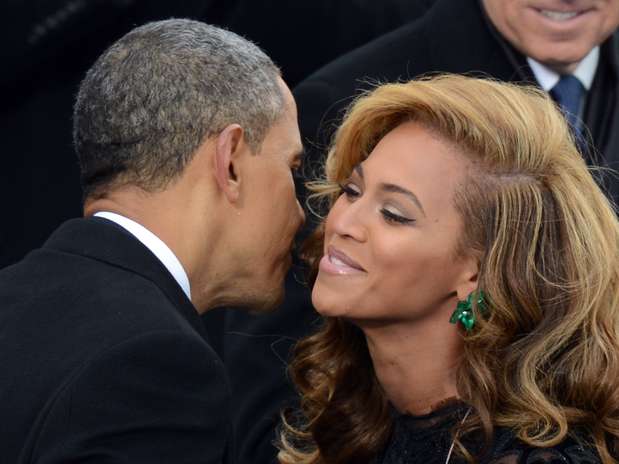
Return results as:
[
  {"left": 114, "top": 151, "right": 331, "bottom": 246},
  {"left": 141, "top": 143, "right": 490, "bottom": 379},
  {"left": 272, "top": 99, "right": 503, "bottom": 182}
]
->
[{"left": 312, "top": 122, "right": 478, "bottom": 326}]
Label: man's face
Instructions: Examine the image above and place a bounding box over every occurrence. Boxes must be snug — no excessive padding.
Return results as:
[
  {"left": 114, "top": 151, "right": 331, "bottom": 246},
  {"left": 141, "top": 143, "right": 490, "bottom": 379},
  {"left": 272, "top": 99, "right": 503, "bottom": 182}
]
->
[
  {"left": 233, "top": 81, "right": 305, "bottom": 311},
  {"left": 483, "top": 0, "right": 619, "bottom": 73}
]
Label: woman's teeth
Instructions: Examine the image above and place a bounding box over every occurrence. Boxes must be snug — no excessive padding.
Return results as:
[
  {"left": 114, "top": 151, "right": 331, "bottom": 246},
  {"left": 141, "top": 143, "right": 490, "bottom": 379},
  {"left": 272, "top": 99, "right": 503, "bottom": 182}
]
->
[{"left": 330, "top": 255, "right": 350, "bottom": 267}]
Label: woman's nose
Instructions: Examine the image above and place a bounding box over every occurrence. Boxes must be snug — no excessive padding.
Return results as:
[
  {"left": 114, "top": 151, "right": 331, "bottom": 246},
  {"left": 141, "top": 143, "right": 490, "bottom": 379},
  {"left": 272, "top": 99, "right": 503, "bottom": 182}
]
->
[{"left": 328, "top": 195, "right": 368, "bottom": 242}]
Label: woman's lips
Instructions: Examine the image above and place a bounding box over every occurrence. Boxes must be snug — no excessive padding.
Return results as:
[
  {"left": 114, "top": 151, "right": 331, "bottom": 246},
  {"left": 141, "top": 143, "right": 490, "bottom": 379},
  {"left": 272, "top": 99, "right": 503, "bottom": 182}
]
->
[{"left": 319, "top": 246, "right": 367, "bottom": 275}]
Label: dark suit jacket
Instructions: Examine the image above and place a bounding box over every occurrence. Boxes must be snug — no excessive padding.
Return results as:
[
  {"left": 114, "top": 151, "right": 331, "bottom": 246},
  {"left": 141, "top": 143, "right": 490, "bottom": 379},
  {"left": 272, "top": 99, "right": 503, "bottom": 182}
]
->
[
  {"left": 222, "top": 0, "right": 436, "bottom": 87},
  {"left": 0, "top": 217, "right": 233, "bottom": 463},
  {"left": 221, "top": 0, "right": 619, "bottom": 462}
]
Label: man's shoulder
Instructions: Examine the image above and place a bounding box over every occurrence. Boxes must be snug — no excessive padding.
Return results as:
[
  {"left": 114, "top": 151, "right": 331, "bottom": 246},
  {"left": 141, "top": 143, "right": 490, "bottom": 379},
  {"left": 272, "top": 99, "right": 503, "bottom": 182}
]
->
[
  {"left": 293, "top": 0, "right": 501, "bottom": 96},
  {"left": 295, "top": 16, "right": 428, "bottom": 101},
  {"left": 2, "top": 238, "right": 185, "bottom": 321},
  {"left": 0, "top": 218, "right": 209, "bottom": 372},
  {"left": 603, "top": 28, "right": 619, "bottom": 65},
  {"left": 292, "top": 0, "right": 514, "bottom": 148},
  {"left": 292, "top": 16, "right": 432, "bottom": 149}
]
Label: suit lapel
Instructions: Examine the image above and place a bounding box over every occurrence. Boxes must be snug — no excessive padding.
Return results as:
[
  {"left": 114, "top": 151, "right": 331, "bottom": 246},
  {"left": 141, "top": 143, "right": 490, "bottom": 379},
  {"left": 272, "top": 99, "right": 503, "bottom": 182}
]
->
[{"left": 42, "top": 217, "right": 208, "bottom": 340}]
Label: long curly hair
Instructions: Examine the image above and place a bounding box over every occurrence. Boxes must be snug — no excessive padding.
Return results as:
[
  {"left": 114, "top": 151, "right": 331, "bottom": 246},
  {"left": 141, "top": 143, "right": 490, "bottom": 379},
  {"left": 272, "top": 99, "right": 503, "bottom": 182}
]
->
[{"left": 277, "top": 74, "right": 619, "bottom": 464}]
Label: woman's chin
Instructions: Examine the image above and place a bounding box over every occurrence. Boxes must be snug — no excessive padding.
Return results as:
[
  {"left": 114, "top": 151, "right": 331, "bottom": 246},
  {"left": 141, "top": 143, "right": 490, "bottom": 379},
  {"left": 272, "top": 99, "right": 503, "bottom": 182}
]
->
[{"left": 311, "top": 284, "right": 348, "bottom": 318}]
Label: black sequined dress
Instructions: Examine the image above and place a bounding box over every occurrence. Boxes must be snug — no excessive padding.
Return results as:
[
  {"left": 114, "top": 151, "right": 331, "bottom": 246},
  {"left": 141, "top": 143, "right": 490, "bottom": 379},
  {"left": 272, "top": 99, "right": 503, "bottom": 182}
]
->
[{"left": 373, "top": 402, "right": 601, "bottom": 464}]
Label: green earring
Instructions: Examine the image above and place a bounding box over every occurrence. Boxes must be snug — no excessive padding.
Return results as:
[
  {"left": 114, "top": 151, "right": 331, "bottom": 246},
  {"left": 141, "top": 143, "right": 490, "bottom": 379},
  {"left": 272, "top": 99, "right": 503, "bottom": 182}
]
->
[{"left": 449, "top": 290, "right": 487, "bottom": 332}]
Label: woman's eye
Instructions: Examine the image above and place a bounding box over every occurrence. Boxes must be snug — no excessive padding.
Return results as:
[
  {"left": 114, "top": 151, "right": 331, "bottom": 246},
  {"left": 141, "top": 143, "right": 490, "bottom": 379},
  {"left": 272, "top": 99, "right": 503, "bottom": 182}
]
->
[
  {"left": 381, "top": 208, "right": 415, "bottom": 225},
  {"left": 338, "top": 182, "right": 361, "bottom": 199}
]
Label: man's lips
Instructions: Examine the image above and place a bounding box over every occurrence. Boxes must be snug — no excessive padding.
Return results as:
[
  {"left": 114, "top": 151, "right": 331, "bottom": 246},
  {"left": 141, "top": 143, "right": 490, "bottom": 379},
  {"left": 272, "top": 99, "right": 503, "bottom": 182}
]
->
[
  {"left": 318, "top": 245, "right": 366, "bottom": 275},
  {"left": 533, "top": 7, "right": 591, "bottom": 22}
]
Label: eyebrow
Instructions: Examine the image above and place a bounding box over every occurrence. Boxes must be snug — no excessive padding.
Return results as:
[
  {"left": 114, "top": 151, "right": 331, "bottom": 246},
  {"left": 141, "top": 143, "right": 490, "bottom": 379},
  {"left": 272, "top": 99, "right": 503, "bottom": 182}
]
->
[
  {"left": 353, "top": 164, "right": 426, "bottom": 216},
  {"left": 381, "top": 183, "right": 426, "bottom": 216},
  {"left": 354, "top": 164, "right": 364, "bottom": 179}
]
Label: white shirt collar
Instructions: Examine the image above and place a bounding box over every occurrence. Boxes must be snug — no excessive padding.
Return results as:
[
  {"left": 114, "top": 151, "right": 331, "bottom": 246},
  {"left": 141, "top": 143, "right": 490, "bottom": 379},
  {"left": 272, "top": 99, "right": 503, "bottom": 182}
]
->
[
  {"left": 94, "top": 211, "right": 191, "bottom": 300},
  {"left": 527, "top": 46, "right": 600, "bottom": 92}
]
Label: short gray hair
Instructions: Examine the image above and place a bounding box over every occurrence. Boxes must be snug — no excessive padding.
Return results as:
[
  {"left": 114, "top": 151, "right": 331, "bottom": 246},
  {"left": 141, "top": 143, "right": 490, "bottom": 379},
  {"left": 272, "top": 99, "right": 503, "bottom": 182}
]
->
[{"left": 74, "top": 19, "right": 284, "bottom": 198}]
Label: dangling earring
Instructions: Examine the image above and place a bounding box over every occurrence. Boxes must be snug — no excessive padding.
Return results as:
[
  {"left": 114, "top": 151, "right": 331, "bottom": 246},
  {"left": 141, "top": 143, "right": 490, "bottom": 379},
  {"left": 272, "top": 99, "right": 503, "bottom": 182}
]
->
[{"left": 449, "top": 290, "right": 487, "bottom": 332}]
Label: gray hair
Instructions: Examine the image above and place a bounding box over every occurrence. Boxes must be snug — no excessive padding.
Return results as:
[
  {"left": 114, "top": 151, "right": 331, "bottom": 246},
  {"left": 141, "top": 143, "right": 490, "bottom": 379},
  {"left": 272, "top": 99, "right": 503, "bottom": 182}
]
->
[{"left": 73, "top": 19, "right": 284, "bottom": 198}]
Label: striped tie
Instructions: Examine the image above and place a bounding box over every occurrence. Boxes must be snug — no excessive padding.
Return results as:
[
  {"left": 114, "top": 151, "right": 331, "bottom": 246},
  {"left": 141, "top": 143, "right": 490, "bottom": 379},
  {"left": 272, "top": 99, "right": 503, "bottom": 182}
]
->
[{"left": 550, "top": 74, "right": 585, "bottom": 144}]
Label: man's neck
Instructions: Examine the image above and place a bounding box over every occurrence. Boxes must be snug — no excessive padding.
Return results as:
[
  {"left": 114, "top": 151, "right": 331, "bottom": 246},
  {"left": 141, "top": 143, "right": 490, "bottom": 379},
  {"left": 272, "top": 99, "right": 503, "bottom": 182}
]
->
[{"left": 528, "top": 46, "right": 600, "bottom": 91}]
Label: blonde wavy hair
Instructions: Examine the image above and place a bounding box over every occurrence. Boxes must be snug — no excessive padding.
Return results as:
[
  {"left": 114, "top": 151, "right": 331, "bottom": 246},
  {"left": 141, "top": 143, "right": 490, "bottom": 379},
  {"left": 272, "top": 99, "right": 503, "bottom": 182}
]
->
[{"left": 277, "top": 74, "right": 619, "bottom": 464}]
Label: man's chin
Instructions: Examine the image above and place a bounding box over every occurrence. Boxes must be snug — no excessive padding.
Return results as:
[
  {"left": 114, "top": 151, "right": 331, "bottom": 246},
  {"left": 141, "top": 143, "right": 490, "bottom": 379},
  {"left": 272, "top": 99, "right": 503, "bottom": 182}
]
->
[
  {"left": 249, "top": 288, "right": 285, "bottom": 314},
  {"left": 232, "top": 283, "right": 284, "bottom": 314},
  {"left": 528, "top": 42, "right": 592, "bottom": 74}
]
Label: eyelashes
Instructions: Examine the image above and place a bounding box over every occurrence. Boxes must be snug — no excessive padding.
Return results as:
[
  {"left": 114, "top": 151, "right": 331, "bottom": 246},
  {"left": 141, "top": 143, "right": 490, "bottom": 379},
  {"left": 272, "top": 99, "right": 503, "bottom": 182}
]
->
[
  {"left": 380, "top": 208, "right": 415, "bottom": 225},
  {"left": 338, "top": 182, "right": 360, "bottom": 198},
  {"left": 337, "top": 182, "right": 415, "bottom": 225}
]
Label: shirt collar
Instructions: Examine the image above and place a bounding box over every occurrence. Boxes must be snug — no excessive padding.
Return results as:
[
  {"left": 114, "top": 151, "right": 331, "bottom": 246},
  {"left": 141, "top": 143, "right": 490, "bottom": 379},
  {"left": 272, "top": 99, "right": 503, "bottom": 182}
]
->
[
  {"left": 93, "top": 211, "right": 191, "bottom": 300},
  {"left": 527, "top": 46, "right": 600, "bottom": 92}
]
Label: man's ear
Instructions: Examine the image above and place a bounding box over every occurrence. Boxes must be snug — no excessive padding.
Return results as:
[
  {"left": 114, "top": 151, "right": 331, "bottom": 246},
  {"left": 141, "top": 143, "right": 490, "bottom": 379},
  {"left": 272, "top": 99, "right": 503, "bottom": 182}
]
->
[
  {"left": 455, "top": 255, "right": 479, "bottom": 301},
  {"left": 213, "top": 124, "right": 245, "bottom": 203}
]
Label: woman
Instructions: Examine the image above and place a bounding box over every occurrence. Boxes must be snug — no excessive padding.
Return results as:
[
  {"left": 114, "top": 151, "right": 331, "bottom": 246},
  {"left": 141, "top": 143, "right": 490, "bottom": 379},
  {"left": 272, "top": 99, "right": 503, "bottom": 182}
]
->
[{"left": 278, "top": 75, "right": 619, "bottom": 464}]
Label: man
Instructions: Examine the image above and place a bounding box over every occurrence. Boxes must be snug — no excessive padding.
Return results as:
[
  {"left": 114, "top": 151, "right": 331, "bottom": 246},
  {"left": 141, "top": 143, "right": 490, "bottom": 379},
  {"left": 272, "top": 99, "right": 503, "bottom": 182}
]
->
[
  {"left": 222, "top": 0, "right": 619, "bottom": 463},
  {"left": 1, "top": 0, "right": 435, "bottom": 271},
  {"left": 0, "top": 19, "right": 304, "bottom": 463},
  {"left": 293, "top": 0, "right": 619, "bottom": 195}
]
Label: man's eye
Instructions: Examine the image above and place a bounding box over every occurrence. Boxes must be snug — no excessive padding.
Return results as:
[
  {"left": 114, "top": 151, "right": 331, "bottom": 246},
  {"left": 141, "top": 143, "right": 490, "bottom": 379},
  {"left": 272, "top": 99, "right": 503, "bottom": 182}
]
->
[{"left": 338, "top": 182, "right": 361, "bottom": 198}]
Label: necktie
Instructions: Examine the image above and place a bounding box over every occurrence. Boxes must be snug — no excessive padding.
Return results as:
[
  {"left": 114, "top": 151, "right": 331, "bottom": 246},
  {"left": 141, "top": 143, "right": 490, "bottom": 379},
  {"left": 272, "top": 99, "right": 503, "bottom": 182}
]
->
[{"left": 549, "top": 74, "right": 585, "bottom": 141}]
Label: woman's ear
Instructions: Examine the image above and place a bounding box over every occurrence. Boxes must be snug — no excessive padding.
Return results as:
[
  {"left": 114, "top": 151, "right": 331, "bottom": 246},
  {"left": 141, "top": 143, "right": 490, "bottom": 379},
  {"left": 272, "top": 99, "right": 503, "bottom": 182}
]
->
[
  {"left": 213, "top": 123, "right": 245, "bottom": 203},
  {"left": 455, "top": 255, "right": 479, "bottom": 301}
]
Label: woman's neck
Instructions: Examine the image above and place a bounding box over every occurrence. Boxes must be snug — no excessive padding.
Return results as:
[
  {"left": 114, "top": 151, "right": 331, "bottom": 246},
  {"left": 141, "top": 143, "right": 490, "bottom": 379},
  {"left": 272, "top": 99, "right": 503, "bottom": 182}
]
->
[{"left": 362, "top": 318, "right": 463, "bottom": 416}]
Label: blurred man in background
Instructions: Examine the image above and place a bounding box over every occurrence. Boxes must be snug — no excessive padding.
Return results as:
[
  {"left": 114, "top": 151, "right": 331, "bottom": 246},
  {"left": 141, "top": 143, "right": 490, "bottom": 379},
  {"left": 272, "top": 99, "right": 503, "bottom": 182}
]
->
[{"left": 294, "top": 0, "right": 619, "bottom": 190}]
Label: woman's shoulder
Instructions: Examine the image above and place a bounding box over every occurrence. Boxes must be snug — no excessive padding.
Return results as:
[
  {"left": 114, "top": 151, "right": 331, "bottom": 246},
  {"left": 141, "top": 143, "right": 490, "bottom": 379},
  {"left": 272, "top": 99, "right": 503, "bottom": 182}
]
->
[{"left": 482, "top": 428, "right": 602, "bottom": 464}]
